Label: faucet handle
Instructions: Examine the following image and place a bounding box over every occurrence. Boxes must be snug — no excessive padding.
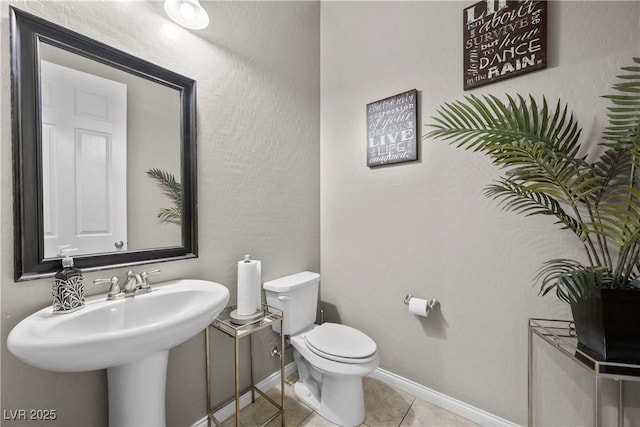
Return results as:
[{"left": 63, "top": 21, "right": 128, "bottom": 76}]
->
[
  {"left": 94, "top": 277, "right": 122, "bottom": 300},
  {"left": 140, "top": 269, "right": 161, "bottom": 289}
]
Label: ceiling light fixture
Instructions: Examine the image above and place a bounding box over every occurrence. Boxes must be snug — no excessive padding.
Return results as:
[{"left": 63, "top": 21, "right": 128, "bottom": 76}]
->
[{"left": 164, "top": 0, "right": 209, "bottom": 30}]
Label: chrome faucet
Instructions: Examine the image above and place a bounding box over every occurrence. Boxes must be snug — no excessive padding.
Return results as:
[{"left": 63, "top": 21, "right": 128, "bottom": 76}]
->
[
  {"left": 94, "top": 269, "right": 160, "bottom": 300},
  {"left": 93, "top": 277, "right": 123, "bottom": 300},
  {"left": 123, "top": 271, "right": 143, "bottom": 295}
]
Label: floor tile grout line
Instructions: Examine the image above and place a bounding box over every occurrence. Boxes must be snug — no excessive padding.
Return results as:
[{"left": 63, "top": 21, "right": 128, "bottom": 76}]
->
[
  {"left": 296, "top": 408, "right": 314, "bottom": 426},
  {"left": 397, "top": 396, "right": 416, "bottom": 427}
]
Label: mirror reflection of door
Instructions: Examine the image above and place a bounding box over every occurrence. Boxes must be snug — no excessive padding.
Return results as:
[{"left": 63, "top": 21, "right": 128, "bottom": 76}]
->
[{"left": 41, "top": 60, "right": 128, "bottom": 258}]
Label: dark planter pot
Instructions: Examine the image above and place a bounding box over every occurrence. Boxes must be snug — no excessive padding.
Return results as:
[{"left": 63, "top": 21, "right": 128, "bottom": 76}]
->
[{"left": 570, "top": 288, "right": 640, "bottom": 363}]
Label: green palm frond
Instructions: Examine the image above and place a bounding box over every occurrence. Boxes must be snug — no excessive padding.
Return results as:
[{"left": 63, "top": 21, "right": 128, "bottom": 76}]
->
[
  {"left": 590, "top": 147, "right": 633, "bottom": 202},
  {"left": 156, "top": 207, "right": 182, "bottom": 224},
  {"left": 602, "top": 58, "right": 640, "bottom": 147},
  {"left": 588, "top": 188, "right": 640, "bottom": 244},
  {"left": 425, "top": 58, "right": 640, "bottom": 304},
  {"left": 484, "top": 178, "right": 583, "bottom": 236},
  {"left": 146, "top": 168, "right": 182, "bottom": 225},
  {"left": 427, "top": 94, "right": 582, "bottom": 162},
  {"left": 427, "top": 93, "right": 605, "bottom": 265},
  {"left": 427, "top": 95, "right": 591, "bottom": 206},
  {"left": 536, "top": 259, "right": 610, "bottom": 303}
]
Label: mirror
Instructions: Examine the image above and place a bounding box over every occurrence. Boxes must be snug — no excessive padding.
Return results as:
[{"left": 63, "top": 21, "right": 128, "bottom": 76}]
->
[{"left": 10, "top": 7, "right": 198, "bottom": 280}]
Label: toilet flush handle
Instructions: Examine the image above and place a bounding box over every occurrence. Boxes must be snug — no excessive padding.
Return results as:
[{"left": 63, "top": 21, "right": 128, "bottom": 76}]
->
[{"left": 278, "top": 295, "right": 290, "bottom": 301}]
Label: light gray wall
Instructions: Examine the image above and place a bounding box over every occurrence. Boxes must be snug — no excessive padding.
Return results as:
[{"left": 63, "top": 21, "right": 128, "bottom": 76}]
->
[
  {"left": 1, "top": 1, "right": 320, "bottom": 426},
  {"left": 320, "top": 1, "right": 639, "bottom": 426}
]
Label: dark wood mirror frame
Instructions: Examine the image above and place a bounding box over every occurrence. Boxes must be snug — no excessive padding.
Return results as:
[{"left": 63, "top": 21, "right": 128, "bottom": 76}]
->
[{"left": 10, "top": 7, "right": 198, "bottom": 281}]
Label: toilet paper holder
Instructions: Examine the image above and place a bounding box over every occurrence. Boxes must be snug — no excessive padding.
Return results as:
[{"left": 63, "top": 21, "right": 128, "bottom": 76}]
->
[{"left": 404, "top": 294, "right": 440, "bottom": 310}]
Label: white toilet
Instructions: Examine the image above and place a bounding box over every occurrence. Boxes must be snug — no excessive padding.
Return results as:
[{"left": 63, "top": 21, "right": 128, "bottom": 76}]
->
[{"left": 263, "top": 272, "right": 379, "bottom": 427}]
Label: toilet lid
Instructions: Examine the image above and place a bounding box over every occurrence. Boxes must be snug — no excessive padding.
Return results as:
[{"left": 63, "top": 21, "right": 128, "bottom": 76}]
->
[{"left": 304, "top": 323, "right": 377, "bottom": 362}]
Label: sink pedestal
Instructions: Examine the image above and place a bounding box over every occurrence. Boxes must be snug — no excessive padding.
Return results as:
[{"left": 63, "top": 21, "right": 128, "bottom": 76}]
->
[{"left": 108, "top": 350, "right": 169, "bottom": 427}]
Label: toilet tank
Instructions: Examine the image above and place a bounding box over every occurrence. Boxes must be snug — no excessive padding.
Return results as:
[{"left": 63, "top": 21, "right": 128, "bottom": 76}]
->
[{"left": 263, "top": 271, "right": 320, "bottom": 335}]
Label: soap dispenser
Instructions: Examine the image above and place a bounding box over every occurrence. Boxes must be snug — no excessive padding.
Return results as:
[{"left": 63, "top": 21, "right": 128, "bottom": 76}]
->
[{"left": 51, "top": 247, "right": 84, "bottom": 313}]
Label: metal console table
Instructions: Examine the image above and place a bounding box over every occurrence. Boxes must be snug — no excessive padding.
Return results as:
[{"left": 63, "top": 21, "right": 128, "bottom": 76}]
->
[
  {"left": 205, "top": 304, "right": 285, "bottom": 427},
  {"left": 528, "top": 318, "right": 640, "bottom": 427}
]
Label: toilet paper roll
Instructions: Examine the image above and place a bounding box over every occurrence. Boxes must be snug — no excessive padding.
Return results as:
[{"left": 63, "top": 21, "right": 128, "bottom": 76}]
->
[
  {"left": 255, "top": 260, "right": 262, "bottom": 310},
  {"left": 237, "top": 256, "right": 261, "bottom": 316},
  {"left": 408, "top": 297, "right": 430, "bottom": 317}
]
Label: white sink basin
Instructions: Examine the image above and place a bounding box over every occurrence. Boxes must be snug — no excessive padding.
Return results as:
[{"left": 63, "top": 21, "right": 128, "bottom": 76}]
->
[
  {"left": 8, "top": 279, "right": 229, "bottom": 371},
  {"left": 7, "top": 278, "right": 230, "bottom": 427}
]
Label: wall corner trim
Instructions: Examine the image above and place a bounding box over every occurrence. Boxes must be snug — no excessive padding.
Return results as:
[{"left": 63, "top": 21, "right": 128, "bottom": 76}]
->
[
  {"left": 369, "top": 368, "right": 521, "bottom": 427},
  {"left": 191, "top": 364, "right": 520, "bottom": 427}
]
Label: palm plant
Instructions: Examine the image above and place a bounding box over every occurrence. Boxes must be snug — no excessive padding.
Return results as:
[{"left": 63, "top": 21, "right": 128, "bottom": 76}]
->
[
  {"left": 145, "top": 168, "right": 182, "bottom": 225},
  {"left": 425, "top": 58, "right": 640, "bottom": 304}
]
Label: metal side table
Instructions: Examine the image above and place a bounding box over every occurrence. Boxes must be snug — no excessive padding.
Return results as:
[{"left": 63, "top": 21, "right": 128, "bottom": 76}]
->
[
  {"left": 205, "top": 304, "right": 285, "bottom": 427},
  {"left": 528, "top": 318, "right": 640, "bottom": 427}
]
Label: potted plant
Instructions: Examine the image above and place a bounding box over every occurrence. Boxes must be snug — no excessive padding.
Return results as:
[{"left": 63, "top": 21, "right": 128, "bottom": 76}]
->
[{"left": 425, "top": 58, "right": 640, "bottom": 362}]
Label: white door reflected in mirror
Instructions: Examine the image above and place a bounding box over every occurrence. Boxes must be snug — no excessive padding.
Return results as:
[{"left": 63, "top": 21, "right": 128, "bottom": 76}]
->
[{"left": 41, "top": 60, "right": 128, "bottom": 258}]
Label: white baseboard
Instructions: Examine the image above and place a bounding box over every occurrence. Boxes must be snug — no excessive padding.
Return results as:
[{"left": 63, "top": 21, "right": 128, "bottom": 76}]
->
[
  {"left": 191, "top": 363, "right": 520, "bottom": 427},
  {"left": 191, "top": 362, "right": 298, "bottom": 427},
  {"left": 369, "top": 368, "right": 521, "bottom": 427}
]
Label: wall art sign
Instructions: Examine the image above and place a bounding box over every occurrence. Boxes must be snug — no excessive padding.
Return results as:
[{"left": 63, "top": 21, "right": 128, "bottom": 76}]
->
[
  {"left": 366, "top": 89, "right": 418, "bottom": 167},
  {"left": 463, "top": 0, "right": 547, "bottom": 90}
]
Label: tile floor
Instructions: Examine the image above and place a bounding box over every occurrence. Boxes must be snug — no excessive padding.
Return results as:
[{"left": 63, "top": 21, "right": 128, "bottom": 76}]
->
[{"left": 219, "top": 373, "right": 479, "bottom": 427}]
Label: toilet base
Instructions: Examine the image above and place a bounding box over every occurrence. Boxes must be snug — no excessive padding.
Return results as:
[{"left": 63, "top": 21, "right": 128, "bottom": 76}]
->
[
  {"left": 294, "top": 372, "right": 366, "bottom": 427},
  {"left": 289, "top": 325, "right": 378, "bottom": 427}
]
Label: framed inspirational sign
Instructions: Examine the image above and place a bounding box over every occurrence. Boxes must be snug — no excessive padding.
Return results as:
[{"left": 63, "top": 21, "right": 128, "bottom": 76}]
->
[
  {"left": 463, "top": 0, "right": 547, "bottom": 90},
  {"left": 366, "top": 89, "right": 418, "bottom": 167}
]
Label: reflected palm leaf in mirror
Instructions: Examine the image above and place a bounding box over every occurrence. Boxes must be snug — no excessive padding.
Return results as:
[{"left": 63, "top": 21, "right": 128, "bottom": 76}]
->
[
  {"left": 146, "top": 168, "right": 182, "bottom": 225},
  {"left": 10, "top": 7, "right": 198, "bottom": 280}
]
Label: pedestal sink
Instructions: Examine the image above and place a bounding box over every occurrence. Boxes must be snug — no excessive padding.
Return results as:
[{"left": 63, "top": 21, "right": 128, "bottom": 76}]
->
[{"left": 7, "top": 279, "right": 230, "bottom": 427}]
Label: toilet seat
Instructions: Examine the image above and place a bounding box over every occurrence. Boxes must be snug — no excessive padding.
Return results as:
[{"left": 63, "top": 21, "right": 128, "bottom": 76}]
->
[{"left": 304, "top": 323, "right": 377, "bottom": 364}]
